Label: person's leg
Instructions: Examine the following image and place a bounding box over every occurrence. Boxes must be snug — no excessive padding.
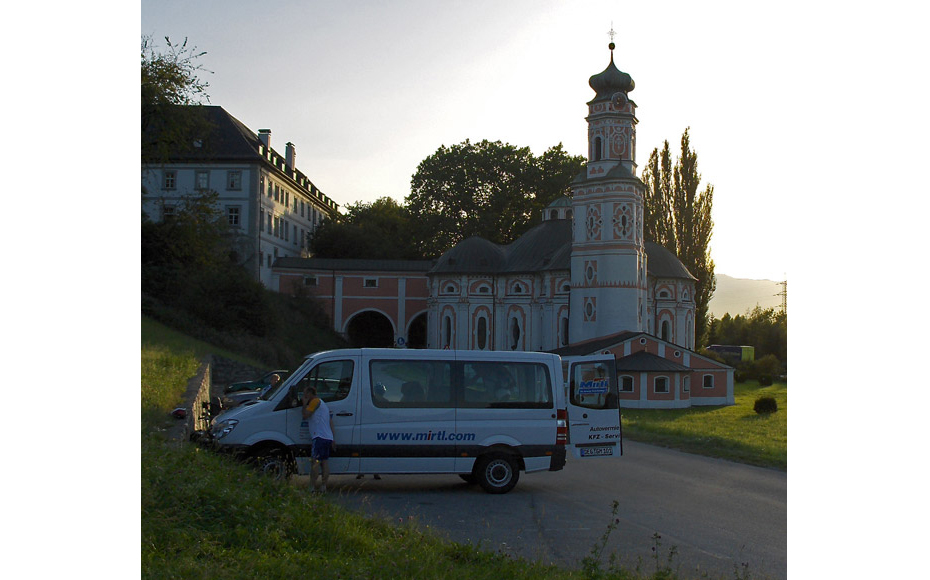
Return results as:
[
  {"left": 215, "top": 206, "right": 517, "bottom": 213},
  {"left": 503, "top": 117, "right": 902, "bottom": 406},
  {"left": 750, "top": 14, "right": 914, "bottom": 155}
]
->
[
  {"left": 321, "top": 459, "right": 330, "bottom": 491},
  {"left": 309, "top": 459, "right": 320, "bottom": 491}
]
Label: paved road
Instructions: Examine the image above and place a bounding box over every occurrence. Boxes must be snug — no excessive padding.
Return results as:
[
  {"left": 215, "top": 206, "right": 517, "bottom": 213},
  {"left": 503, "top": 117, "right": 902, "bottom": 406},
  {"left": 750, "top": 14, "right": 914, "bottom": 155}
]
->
[{"left": 300, "top": 441, "right": 786, "bottom": 579}]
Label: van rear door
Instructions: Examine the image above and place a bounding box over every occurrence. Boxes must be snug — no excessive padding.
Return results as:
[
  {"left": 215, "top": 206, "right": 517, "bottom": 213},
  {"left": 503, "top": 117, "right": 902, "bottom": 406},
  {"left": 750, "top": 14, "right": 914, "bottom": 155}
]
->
[{"left": 565, "top": 355, "right": 622, "bottom": 459}]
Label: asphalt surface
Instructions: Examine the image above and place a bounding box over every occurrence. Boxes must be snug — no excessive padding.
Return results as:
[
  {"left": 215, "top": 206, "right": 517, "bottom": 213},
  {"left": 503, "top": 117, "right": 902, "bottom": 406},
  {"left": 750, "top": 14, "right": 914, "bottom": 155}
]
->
[{"left": 294, "top": 440, "right": 786, "bottom": 579}]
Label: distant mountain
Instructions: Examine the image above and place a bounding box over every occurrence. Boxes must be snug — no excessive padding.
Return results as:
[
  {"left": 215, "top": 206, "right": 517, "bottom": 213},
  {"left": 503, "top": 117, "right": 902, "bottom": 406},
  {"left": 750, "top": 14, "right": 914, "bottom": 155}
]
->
[{"left": 708, "top": 274, "right": 783, "bottom": 318}]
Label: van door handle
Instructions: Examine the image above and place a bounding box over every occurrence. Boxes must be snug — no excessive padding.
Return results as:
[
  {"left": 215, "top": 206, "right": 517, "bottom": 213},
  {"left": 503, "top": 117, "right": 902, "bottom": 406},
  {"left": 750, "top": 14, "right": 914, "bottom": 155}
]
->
[{"left": 336, "top": 412, "right": 353, "bottom": 417}]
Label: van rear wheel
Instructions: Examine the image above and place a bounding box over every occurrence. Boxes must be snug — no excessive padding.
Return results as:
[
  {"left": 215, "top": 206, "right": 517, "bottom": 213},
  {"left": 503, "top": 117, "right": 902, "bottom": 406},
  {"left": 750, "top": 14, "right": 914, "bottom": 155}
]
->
[{"left": 475, "top": 454, "right": 519, "bottom": 494}]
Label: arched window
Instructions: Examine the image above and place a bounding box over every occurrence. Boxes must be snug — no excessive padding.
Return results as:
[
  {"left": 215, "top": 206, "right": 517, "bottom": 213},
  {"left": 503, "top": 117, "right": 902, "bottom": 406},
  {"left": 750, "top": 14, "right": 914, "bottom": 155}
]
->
[
  {"left": 477, "top": 317, "right": 488, "bottom": 350},
  {"left": 661, "top": 320, "right": 670, "bottom": 341},
  {"left": 443, "top": 315, "right": 452, "bottom": 348},
  {"left": 550, "top": 209, "right": 558, "bottom": 220},
  {"left": 593, "top": 137, "right": 602, "bottom": 161},
  {"left": 510, "top": 317, "right": 521, "bottom": 350},
  {"left": 560, "top": 316, "right": 569, "bottom": 346}
]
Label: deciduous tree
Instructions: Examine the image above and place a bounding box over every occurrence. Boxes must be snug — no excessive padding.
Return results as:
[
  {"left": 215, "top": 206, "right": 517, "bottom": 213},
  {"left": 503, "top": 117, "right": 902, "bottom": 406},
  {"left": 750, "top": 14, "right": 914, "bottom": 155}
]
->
[
  {"left": 641, "top": 128, "right": 716, "bottom": 346},
  {"left": 309, "top": 197, "right": 424, "bottom": 260},
  {"left": 406, "top": 139, "right": 584, "bottom": 257}
]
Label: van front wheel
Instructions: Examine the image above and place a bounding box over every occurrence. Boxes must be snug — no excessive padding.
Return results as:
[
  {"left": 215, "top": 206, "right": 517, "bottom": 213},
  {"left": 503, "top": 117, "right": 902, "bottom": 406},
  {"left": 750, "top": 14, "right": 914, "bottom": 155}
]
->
[{"left": 475, "top": 454, "right": 519, "bottom": 494}]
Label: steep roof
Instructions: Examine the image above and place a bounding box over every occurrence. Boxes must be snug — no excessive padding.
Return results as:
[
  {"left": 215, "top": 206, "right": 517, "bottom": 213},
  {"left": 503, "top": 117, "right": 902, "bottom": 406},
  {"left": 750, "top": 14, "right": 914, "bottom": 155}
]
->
[
  {"left": 548, "top": 331, "right": 642, "bottom": 357},
  {"left": 614, "top": 350, "right": 692, "bottom": 373},
  {"left": 142, "top": 104, "right": 338, "bottom": 211}
]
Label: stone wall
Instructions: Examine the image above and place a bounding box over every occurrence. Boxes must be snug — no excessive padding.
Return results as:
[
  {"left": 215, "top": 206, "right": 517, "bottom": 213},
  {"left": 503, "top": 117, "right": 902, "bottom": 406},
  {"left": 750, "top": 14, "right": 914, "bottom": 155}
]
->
[
  {"left": 168, "top": 355, "right": 275, "bottom": 443},
  {"left": 211, "top": 355, "right": 268, "bottom": 391},
  {"left": 168, "top": 356, "right": 213, "bottom": 443}
]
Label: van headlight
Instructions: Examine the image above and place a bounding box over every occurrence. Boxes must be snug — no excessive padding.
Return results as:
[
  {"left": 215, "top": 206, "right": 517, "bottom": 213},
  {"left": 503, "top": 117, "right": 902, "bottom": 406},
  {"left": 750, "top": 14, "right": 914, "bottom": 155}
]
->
[{"left": 212, "top": 419, "right": 239, "bottom": 440}]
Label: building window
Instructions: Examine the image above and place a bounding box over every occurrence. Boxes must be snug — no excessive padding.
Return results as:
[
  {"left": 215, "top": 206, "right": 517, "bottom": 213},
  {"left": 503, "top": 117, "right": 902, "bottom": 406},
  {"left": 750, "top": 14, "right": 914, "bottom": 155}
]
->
[
  {"left": 654, "top": 377, "right": 669, "bottom": 393},
  {"left": 560, "top": 316, "right": 569, "bottom": 347},
  {"left": 259, "top": 251, "right": 263, "bottom": 268},
  {"left": 227, "top": 170, "right": 242, "bottom": 190},
  {"left": 477, "top": 316, "right": 488, "bottom": 350},
  {"left": 683, "top": 376, "right": 690, "bottom": 392},
  {"left": 267, "top": 213, "right": 272, "bottom": 234},
  {"left": 162, "top": 205, "right": 176, "bottom": 220},
  {"left": 227, "top": 206, "right": 241, "bottom": 227},
  {"left": 293, "top": 225, "right": 298, "bottom": 244},
  {"left": 620, "top": 375, "right": 634, "bottom": 392},
  {"left": 267, "top": 254, "right": 272, "bottom": 268},
  {"left": 509, "top": 317, "right": 521, "bottom": 350},
  {"left": 661, "top": 321, "right": 670, "bottom": 341},
  {"left": 195, "top": 170, "right": 209, "bottom": 190},
  {"left": 267, "top": 181, "right": 273, "bottom": 197},
  {"left": 703, "top": 375, "right": 715, "bottom": 389},
  {"left": 364, "top": 278, "right": 378, "bottom": 288},
  {"left": 260, "top": 209, "right": 264, "bottom": 232},
  {"left": 304, "top": 276, "right": 318, "bottom": 287},
  {"left": 593, "top": 136, "right": 602, "bottom": 161},
  {"left": 163, "top": 170, "right": 176, "bottom": 190},
  {"left": 443, "top": 315, "right": 453, "bottom": 348}
]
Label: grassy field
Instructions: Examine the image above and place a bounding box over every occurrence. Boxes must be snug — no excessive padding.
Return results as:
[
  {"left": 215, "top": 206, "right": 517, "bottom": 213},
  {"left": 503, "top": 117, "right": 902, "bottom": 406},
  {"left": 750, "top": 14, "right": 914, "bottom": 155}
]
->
[
  {"left": 142, "top": 319, "right": 782, "bottom": 579},
  {"left": 620, "top": 382, "right": 787, "bottom": 470}
]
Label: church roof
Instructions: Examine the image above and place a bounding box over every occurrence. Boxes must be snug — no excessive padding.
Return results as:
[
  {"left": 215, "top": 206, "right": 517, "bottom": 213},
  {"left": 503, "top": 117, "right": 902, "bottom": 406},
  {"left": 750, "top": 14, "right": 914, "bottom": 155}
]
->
[
  {"left": 644, "top": 242, "right": 698, "bottom": 281},
  {"left": 274, "top": 257, "right": 435, "bottom": 272},
  {"left": 546, "top": 196, "right": 573, "bottom": 208},
  {"left": 572, "top": 162, "right": 644, "bottom": 186},
  {"left": 588, "top": 53, "right": 635, "bottom": 103},
  {"left": 428, "top": 220, "right": 571, "bottom": 274},
  {"left": 430, "top": 220, "right": 694, "bottom": 281}
]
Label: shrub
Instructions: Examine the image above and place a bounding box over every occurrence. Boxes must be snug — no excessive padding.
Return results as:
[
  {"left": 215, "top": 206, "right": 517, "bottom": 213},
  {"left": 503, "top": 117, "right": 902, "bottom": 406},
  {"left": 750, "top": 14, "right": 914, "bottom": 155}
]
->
[
  {"left": 754, "top": 396, "right": 778, "bottom": 414},
  {"left": 758, "top": 375, "right": 773, "bottom": 386}
]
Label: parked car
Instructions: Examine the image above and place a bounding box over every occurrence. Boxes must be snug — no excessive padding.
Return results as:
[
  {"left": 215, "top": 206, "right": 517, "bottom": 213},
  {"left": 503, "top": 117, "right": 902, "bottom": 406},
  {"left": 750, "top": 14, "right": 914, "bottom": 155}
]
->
[
  {"left": 224, "top": 370, "right": 288, "bottom": 394},
  {"left": 221, "top": 384, "right": 272, "bottom": 410}
]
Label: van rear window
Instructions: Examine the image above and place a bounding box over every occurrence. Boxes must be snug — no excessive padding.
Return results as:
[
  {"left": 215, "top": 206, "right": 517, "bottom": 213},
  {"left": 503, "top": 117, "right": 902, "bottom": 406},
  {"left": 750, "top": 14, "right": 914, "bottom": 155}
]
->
[{"left": 461, "top": 361, "right": 552, "bottom": 409}]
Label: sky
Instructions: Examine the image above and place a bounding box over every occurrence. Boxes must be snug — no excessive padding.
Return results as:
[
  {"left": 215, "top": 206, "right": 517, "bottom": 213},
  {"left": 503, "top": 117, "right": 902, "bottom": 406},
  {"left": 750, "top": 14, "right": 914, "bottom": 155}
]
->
[{"left": 135, "top": 0, "right": 842, "bottom": 282}]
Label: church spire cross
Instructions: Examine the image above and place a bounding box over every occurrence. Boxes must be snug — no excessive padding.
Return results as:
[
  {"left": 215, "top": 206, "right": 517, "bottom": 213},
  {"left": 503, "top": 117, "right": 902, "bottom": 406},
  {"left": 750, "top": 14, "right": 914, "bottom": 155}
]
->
[{"left": 608, "top": 23, "right": 616, "bottom": 53}]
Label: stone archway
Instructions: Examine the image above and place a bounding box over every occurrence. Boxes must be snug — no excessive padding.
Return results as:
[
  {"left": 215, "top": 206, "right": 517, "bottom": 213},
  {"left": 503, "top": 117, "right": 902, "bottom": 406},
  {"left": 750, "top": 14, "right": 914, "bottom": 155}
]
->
[
  {"left": 406, "top": 312, "right": 428, "bottom": 349},
  {"left": 345, "top": 311, "right": 395, "bottom": 348}
]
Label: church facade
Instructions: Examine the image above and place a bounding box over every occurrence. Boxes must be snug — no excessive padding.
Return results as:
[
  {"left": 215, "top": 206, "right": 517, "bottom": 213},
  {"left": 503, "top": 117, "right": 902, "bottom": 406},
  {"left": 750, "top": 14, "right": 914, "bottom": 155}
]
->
[{"left": 273, "top": 46, "right": 733, "bottom": 408}]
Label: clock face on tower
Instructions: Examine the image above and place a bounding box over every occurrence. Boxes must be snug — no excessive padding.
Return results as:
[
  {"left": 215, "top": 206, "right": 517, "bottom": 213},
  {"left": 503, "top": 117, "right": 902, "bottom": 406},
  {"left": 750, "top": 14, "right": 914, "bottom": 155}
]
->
[{"left": 611, "top": 91, "right": 628, "bottom": 109}]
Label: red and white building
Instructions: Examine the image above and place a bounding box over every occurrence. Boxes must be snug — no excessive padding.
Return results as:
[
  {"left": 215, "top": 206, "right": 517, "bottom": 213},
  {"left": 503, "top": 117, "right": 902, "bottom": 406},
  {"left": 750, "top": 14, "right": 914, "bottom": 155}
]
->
[{"left": 273, "top": 45, "right": 733, "bottom": 408}]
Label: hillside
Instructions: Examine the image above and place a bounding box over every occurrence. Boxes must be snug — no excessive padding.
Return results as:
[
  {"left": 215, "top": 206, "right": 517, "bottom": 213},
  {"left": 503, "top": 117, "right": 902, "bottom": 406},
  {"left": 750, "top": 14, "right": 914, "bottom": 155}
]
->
[{"left": 708, "top": 274, "right": 783, "bottom": 318}]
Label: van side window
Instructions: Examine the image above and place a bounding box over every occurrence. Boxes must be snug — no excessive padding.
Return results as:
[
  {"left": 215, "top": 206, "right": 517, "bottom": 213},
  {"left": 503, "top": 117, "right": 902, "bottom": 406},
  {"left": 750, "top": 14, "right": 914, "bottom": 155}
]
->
[
  {"left": 297, "top": 360, "right": 354, "bottom": 403},
  {"left": 370, "top": 360, "right": 453, "bottom": 408},
  {"left": 461, "top": 362, "right": 552, "bottom": 409}
]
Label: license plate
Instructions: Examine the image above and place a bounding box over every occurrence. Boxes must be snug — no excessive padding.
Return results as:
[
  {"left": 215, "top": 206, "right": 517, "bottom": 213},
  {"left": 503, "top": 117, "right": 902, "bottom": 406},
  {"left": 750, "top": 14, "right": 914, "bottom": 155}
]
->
[{"left": 580, "top": 446, "right": 613, "bottom": 457}]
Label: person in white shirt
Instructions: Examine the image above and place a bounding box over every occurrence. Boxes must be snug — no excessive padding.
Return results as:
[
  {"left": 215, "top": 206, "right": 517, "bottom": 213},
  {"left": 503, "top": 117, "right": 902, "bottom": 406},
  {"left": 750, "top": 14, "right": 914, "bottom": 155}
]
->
[{"left": 301, "top": 385, "right": 335, "bottom": 492}]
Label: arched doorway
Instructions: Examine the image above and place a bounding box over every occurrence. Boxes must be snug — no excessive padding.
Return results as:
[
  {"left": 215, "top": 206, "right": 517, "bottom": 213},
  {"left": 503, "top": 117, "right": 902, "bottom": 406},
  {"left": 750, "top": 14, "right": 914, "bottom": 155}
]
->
[
  {"left": 345, "top": 311, "right": 394, "bottom": 348},
  {"left": 406, "top": 312, "right": 427, "bottom": 349}
]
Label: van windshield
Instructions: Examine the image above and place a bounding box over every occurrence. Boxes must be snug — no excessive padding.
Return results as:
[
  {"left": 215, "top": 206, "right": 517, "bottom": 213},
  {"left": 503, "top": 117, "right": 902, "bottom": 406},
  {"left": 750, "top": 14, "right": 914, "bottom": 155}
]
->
[{"left": 261, "top": 356, "right": 315, "bottom": 401}]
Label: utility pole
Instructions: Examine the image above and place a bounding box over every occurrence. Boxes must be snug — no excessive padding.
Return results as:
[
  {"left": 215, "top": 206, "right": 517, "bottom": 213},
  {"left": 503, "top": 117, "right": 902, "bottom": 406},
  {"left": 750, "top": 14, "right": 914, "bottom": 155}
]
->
[{"left": 776, "top": 278, "right": 787, "bottom": 313}]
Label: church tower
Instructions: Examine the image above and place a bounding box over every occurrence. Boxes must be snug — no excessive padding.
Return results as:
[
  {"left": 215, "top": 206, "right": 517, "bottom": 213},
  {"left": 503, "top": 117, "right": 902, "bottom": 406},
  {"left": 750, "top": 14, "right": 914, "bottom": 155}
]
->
[{"left": 569, "top": 39, "right": 648, "bottom": 344}]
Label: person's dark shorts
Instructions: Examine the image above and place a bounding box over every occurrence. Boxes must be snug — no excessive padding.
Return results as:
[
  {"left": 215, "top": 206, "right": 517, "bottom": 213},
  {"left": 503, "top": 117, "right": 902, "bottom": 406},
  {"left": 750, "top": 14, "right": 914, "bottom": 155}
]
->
[{"left": 312, "top": 438, "right": 332, "bottom": 461}]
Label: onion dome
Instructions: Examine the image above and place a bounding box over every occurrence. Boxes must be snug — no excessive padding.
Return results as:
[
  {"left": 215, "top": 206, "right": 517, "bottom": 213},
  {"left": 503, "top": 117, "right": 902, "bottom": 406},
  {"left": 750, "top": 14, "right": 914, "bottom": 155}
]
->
[{"left": 589, "top": 44, "right": 634, "bottom": 102}]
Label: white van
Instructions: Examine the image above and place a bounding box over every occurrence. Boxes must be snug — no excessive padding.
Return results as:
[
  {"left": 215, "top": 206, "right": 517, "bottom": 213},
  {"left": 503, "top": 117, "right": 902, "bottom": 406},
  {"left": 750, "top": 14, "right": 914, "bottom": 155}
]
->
[{"left": 210, "top": 349, "right": 621, "bottom": 493}]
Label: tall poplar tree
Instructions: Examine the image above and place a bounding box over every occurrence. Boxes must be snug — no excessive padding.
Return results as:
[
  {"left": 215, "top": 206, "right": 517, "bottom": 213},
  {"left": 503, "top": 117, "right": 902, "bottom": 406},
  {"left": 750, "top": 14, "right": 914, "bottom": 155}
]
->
[{"left": 641, "top": 128, "right": 716, "bottom": 346}]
